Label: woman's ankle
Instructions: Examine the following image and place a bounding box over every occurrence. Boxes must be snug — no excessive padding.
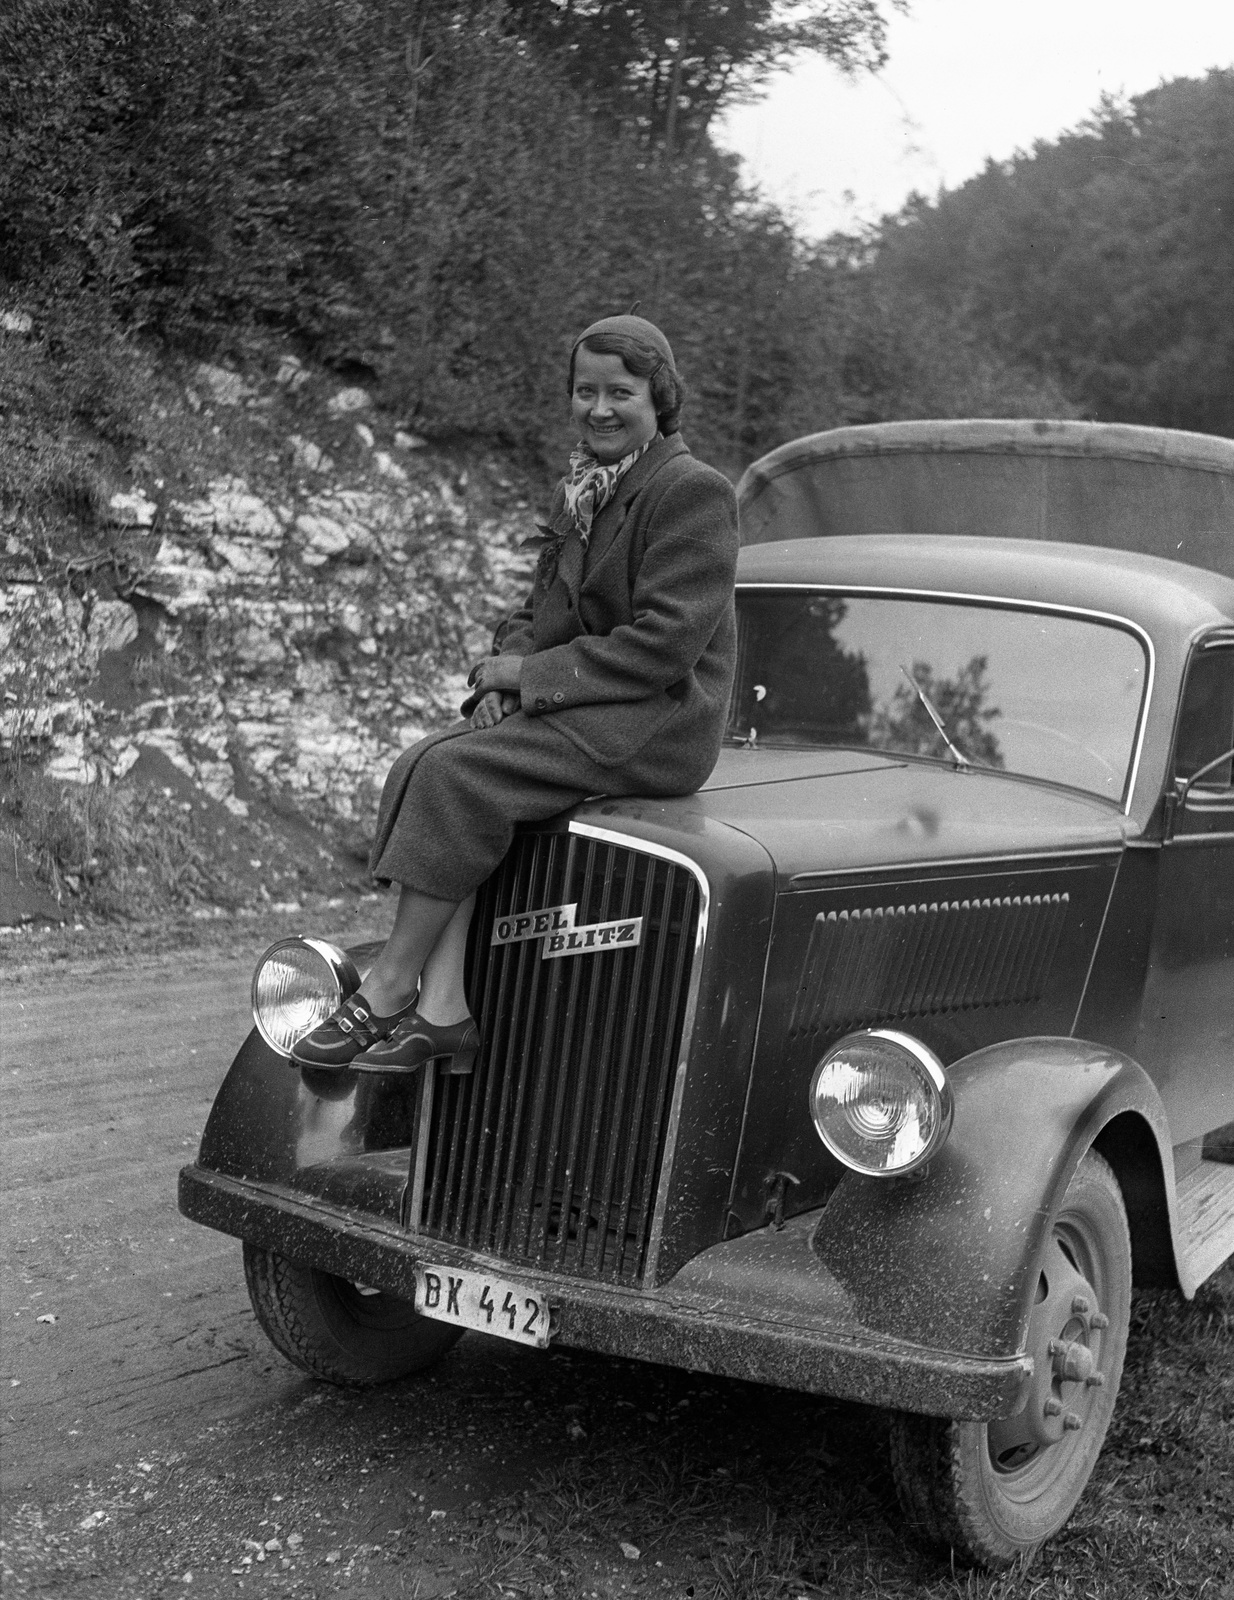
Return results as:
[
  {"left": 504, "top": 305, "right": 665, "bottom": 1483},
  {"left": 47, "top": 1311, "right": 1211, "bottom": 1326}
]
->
[
  {"left": 415, "top": 995, "right": 472, "bottom": 1027},
  {"left": 356, "top": 978, "right": 418, "bottom": 1019}
]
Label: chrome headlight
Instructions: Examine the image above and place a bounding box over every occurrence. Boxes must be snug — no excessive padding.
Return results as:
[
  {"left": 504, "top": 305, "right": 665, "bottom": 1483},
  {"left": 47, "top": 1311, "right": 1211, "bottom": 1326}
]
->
[
  {"left": 809, "top": 1029, "right": 953, "bottom": 1177},
  {"left": 251, "top": 937, "right": 360, "bottom": 1057}
]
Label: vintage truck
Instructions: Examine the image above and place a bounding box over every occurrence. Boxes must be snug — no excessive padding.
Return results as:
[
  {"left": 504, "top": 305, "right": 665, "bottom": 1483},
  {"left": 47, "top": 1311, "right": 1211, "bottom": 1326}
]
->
[{"left": 180, "top": 419, "right": 1234, "bottom": 1567}]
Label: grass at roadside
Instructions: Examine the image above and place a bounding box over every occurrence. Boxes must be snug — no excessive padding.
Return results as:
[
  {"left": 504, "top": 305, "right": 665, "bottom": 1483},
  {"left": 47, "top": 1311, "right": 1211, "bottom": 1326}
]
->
[{"left": 444, "top": 1265, "right": 1232, "bottom": 1600}]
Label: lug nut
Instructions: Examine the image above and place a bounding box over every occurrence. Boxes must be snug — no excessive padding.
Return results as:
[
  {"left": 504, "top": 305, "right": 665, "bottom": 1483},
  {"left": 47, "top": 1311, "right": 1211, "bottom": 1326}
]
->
[
  {"left": 1090, "top": 1312, "right": 1109, "bottom": 1330},
  {"left": 1044, "top": 1398, "right": 1063, "bottom": 1417},
  {"left": 1085, "top": 1372, "right": 1106, "bottom": 1388},
  {"left": 1063, "top": 1413, "right": 1083, "bottom": 1431},
  {"left": 1071, "top": 1294, "right": 1091, "bottom": 1314}
]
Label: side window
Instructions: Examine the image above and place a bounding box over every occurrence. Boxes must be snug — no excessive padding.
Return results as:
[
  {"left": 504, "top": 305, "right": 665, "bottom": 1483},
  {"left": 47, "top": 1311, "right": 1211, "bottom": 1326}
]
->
[{"left": 1174, "top": 641, "right": 1234, "bottom": 791}]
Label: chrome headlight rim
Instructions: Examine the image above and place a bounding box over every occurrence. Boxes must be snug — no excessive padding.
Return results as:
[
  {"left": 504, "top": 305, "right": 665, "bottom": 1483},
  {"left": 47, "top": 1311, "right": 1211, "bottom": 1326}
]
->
[
  {"left": 809, "top": 1027, "right": 953, "bottom": 1178},
  {"left": 251, "top": 936, "right": 361, "bottom": 1058}
]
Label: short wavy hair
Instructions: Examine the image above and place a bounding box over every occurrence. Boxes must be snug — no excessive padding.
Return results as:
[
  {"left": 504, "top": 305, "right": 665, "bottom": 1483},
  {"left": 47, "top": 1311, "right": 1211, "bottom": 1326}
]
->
[{"left": 568, "top": 331, "right": 686, "bottom": 436}]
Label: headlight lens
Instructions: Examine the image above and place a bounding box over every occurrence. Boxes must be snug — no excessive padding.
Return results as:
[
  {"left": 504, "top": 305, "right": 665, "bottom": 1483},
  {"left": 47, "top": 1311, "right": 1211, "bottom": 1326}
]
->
[
  {"left": 251, "top": 937, "right": 360, "bottom": 1057},
  {"left": 809, "top": 1029, "right": 952, "bottom": 1176}
]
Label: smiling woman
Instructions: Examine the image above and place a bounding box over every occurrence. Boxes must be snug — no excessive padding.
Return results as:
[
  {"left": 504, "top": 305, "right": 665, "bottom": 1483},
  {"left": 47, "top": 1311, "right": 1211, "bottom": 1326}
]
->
[
  {"left": 290, "top": 313, "right": 739, "bottom": 1076},
  {"left": 572, "top": 346, "right": 658, "bottom": 460},
  {"left": 568, "top": 318, "right": 686, "bottom": 462}
]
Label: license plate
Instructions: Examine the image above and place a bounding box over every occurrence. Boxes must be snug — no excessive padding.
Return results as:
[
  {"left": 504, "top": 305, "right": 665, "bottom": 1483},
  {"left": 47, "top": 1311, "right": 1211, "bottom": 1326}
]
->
[{"left": 414, "top": 1263, "right": 553, "bottom": 1349}]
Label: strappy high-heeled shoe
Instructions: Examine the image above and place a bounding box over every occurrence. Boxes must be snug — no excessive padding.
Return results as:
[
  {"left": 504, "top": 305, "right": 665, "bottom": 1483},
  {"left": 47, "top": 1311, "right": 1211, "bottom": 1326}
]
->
[
  {"left": 290, "top": 993, "right": 418, "bottom": 1069},
  {"left": 351, "top": 1011, "right": 480, "bottom": 1076}
]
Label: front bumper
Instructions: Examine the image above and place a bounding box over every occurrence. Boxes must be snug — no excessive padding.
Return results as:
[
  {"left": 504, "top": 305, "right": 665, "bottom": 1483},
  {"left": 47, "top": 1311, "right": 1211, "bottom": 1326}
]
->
[{"left": 179, "top": 1162, "right": 1032, "bottom": 1420}]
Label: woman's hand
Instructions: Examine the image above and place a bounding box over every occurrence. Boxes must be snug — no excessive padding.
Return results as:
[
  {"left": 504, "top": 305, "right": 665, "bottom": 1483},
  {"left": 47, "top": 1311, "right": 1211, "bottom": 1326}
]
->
[
  {"left": 469, "top": 654, "right": 523, "bottom": 697},
  {"left": 471, "top": 691, "right": 521, "bottom": 730},
  {"left": 468, "top": 655, "right": 523, "bottom": 729}
]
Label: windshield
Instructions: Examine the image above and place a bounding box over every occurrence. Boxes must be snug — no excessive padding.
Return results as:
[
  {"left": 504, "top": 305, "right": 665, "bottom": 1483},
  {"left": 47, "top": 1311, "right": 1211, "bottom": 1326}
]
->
[{"left": 728, "top": 590, "right": 1149, "bottom": 804}]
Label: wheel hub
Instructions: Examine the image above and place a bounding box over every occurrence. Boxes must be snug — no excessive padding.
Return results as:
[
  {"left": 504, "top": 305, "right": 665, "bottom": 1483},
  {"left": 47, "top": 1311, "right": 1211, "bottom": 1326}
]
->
[{"left": 988, "top": 1235, "right": 1109, "bottom": 1471}]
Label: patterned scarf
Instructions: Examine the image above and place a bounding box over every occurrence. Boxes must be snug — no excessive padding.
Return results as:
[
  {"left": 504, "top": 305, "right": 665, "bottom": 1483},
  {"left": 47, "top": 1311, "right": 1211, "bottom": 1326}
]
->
[{"left": 561, "top": 435, "right": 658, "bottom": 544}]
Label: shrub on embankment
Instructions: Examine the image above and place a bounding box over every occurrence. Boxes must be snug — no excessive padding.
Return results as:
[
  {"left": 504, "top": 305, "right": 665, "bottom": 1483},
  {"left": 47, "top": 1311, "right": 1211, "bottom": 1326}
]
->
[
  {"left": 1, "top": 0, "right": 1068, "bottom": 476},
  {"left": 18, "top": 5, "right": 1224, "bottom": 924}
]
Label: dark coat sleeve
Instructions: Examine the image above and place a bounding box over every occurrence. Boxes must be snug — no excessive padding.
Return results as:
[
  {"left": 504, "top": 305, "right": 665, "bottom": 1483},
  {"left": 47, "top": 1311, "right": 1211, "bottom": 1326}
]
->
[
  {"left": 494, "top": 591, "right": 536, "bottom": 659},
  {"left": 518, "top": 471, "right": 737, "bottom": 715},
  {"left": 491, "top": 484, "right": 568, "bottom": 662}
]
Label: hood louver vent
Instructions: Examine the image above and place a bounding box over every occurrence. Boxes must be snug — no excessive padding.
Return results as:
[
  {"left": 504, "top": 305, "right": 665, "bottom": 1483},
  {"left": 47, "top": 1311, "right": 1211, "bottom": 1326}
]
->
[{"left": 790, "top": 893, "right": 1070, "bottom": 1042}]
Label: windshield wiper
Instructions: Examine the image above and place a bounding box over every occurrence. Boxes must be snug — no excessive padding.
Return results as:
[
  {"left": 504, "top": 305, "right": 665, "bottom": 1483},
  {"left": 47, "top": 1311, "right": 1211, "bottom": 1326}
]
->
[{"left": 899, "top": 664, "right": 971, "bottom": 768}]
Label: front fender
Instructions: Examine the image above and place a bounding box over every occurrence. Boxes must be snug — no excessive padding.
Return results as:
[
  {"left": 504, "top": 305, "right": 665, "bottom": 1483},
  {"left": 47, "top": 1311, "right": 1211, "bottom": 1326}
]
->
[
  {"left": 196, "top": 1027, "right": 417, "bottom": 1221},
  {"left": 810, "top": 1037, "right": 1175, "bottom": 1372}
]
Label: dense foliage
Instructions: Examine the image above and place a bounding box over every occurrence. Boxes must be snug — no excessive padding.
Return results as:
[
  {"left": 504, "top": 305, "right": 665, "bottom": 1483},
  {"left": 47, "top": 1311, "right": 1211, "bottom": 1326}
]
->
[
  {"left": 503, "top": 0, "right": 906, "bottom": 152},
  {"left": 869, "top": 70, "right": 1234, "bottom": 437},
  {"left": 0, "top": 1, "right": 865, "bottom": 464},
  {"left": 2, "top": 1, "right": 1227, "bottom": 470}
]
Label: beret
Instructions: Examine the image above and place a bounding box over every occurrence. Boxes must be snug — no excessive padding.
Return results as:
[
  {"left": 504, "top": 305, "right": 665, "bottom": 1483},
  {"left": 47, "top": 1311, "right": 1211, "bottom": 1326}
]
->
[{"left": 573, "top": 314, "right": 675, "bottom": 370}]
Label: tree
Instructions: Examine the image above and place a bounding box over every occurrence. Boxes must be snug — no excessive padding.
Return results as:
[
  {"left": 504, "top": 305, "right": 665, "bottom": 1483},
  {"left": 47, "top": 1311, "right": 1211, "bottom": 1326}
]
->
[
  {"left": 501, "top": 0, "right": 908, "bottom": 152},
  {"left": 733, "top": 595, "right": 872, "bottom": 741},
  {"left": 871, "top": 656, "right": 1003, "bottom": 768},
  {"left": 4, "top": 0, "right": 1073, "bottom": 472},
  {"left": 868, "top": 70, "right": 1234, "bottom": 436}
]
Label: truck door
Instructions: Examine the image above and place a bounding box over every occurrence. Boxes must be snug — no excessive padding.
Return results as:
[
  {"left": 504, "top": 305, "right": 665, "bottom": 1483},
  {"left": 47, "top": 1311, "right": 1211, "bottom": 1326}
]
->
[{"left": 1135, "top": 633, "right": 1234, "bottom": 1141}]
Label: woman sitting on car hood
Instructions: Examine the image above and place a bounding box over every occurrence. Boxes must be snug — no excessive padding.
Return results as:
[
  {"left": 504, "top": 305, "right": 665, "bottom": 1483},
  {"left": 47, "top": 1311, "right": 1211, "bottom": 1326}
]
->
[{"left": 293, "top": 312, "right": 739, "bottom": 1074}]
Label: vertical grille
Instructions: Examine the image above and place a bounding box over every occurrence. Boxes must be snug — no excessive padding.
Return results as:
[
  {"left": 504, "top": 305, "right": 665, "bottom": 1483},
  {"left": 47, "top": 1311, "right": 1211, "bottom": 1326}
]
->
[{"left": 416, "top": 829, "right": 701, "bottom": 1286}]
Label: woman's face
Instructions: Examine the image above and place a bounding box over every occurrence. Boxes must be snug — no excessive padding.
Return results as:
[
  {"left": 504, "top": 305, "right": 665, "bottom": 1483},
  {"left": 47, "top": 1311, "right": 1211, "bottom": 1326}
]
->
[{"left": 571, "top": 347, "right": 658, "bottom": 464}]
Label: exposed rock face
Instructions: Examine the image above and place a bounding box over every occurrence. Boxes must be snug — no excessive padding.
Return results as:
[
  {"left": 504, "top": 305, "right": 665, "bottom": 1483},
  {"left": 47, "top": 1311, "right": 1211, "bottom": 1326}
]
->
[
  {"left": 194, "top": 363, "right": 253, "bottom": 407},
  {"left": 175, "top": 477, "right": 285, "bottom": 542},
  {"left": 2, "top": 404, "right": 540, "bottom": 847},
  {"left": 326, "top": 387, "right": 372, "bottom": 417},
  {"left": 1, "top": 586, "right": 90, "bottom": 749},
  {"left": 86, "top": 600, "right": 140, "bottom": 662},
  {"left": 276, "top": 355, "right": 310, "bottom": 391},
  {"left": 108, "top": 491, "right": 158, "bottom": 529},
  {"left": 289, "top": 435, "right": 333, "bottom": 474}
]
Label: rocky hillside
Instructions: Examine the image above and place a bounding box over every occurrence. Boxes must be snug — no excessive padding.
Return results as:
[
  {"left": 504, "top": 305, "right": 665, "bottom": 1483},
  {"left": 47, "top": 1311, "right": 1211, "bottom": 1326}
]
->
[{"left": 1, "top": 314, "right": 548, "bottom": 926}]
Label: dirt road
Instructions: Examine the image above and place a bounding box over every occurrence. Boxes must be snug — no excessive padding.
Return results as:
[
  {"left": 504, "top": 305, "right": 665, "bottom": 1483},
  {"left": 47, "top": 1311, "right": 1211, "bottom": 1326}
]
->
[
  {"left": 0, "top": 935, "right": 866, "bottom": 1600},
  {"left": 1, "top": 934, "right": 591, "bottom": 1597},
  {"left": 3, "top": 947, "right": 292, "bottom": 1496},
  {"left": 3, "top": 935, "right": 1231, "bottom": 1600}
]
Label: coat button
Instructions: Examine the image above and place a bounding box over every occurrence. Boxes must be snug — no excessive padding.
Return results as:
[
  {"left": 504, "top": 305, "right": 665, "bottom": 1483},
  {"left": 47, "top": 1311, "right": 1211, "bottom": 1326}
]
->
[
  {"left": 552, "top": 691, "right": 565, "bottom": 704},
  {"left": 535, "top": 697, "right": 547, "bottom": 710}
]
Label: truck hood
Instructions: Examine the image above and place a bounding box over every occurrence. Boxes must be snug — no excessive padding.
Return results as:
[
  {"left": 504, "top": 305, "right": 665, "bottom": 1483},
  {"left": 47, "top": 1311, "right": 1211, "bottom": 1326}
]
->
[{"left": 581, "top": 746, "right": 1131, "bottom": 882}]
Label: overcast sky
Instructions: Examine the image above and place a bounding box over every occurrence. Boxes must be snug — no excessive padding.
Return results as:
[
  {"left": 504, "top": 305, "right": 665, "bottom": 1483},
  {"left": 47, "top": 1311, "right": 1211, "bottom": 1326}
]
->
[{"left": 715, "top": 0, "right": 1234, "bottom": 238}]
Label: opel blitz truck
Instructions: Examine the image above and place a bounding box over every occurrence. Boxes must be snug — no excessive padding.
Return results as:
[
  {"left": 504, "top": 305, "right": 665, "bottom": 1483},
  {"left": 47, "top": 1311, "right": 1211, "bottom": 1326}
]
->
[{"left": 180, "top": 419, "right": 1234, "bottom": 1566}]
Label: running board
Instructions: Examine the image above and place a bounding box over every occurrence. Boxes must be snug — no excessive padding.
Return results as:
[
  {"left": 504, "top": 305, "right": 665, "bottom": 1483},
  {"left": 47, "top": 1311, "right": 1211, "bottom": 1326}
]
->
[{"left": 1177, "top": 1159, "right": 1234, "bottom": 1295}]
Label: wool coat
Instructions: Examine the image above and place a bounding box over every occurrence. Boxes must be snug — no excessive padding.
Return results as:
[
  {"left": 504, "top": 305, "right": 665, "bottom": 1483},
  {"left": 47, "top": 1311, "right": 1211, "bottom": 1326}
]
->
[{"left": 368, "top": 434, "right": 739, "bottom": 897}]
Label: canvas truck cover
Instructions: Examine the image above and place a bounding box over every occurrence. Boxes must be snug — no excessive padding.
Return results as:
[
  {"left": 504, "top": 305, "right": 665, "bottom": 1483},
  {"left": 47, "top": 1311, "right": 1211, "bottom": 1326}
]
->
[{"left": 736, "top": 420, "right": 1234, "bottom": 579}]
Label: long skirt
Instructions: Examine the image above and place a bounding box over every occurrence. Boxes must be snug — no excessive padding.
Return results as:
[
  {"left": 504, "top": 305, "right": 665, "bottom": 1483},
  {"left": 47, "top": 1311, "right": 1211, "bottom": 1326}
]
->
[{"left": 368, "top": 711, "right": 706, "bottom": 901}]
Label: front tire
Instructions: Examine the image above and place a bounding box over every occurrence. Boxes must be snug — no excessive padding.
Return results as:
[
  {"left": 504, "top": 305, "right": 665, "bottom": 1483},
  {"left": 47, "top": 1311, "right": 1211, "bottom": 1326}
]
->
[
  {"left": 243, "top": 1243, "right": 463, "bottom": 1386},
  {"left": 889, "top": 1150, "right": 1131, "bottom": 1568}
]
